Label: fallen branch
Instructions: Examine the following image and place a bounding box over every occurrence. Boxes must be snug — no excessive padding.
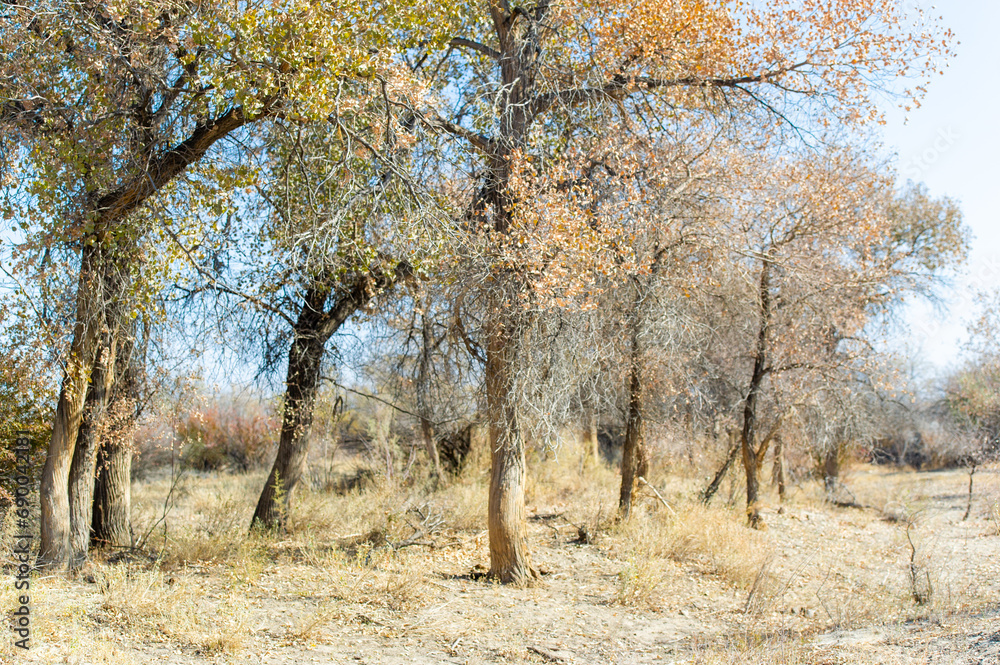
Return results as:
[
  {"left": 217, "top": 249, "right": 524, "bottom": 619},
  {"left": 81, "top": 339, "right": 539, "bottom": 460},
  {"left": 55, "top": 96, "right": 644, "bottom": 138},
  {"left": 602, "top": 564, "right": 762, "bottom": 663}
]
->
[{"left": 638, "top": 476, "right": 677, "bottom": 516}]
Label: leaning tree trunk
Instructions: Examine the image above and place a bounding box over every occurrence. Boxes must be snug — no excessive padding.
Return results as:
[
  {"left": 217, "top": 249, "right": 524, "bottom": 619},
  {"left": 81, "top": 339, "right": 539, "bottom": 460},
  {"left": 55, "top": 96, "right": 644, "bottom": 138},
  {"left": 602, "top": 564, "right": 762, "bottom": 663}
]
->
[
  {"left": 741, "top": 260, "right": 772, "bottom": 529},
  {"left": 702, "top": 428, "right": 740, "bottom": 504},
  {"left": 619, "top": 296, "right": 647, "bottom": 520},
  {"left": 252, "top": 306, "right": 327, "bottom": 531},
  {"left": 67, "top": 335, "right": 114, "bottom": 568},
  {"left": 92, "top": 323, "right": 142, "bottom": 550},
  {"left": 39, "top": 243, "right": 105, "bottom": 569},
  {"left": 485, "top": 292, "right": 538, "bottom": 585},
  {"left": 252, "top": 269, "right": 409, "bottom": 531}
]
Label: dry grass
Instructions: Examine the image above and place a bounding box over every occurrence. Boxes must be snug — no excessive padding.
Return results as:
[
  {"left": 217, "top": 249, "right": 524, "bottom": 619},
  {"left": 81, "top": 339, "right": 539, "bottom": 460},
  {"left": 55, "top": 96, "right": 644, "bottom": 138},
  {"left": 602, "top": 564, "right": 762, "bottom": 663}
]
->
[
  {"left": 91, "top": 561, "right": 253, "bottom": 655},
  {"left": 2, "top": 444, "right": 998, "bottom": 663}
]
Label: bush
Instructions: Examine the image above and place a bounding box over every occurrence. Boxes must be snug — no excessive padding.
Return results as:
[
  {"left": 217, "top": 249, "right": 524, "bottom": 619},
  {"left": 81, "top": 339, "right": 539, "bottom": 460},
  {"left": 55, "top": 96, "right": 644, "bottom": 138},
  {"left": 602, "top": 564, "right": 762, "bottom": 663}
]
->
[{"left": 176, "top": 397, "right": 278, "bottom": 472}]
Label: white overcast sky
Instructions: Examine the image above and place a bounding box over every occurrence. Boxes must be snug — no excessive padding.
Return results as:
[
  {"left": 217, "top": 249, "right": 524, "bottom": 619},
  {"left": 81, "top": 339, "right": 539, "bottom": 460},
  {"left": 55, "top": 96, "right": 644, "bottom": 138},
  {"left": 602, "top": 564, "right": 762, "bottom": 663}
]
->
[{"left": 878, "top": 0, "right": 1000, "bottom": 375}]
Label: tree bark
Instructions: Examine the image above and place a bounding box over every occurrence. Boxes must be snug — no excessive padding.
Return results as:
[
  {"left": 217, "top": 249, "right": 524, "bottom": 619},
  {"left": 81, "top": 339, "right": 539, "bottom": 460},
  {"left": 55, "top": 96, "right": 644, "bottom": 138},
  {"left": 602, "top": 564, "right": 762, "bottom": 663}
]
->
[
  {"left": 38, "top": 244, "right": 105, "bottom": 569},
  {"left": 68, "top": 335, "right": 114, "bottom": 568},
  {"left": 252, "top": 267, "right": 410, "bottom": 531},
  {"left": 619, "top": 299, "right": 647, "bottom": 520},
  {"left": 823, "top": 444, "right": 841, "bottom": 497},
  {"left": 485, "top": 293, "right": 538, "bottom": 585},
  {"left": 417, "top": 305, "right": 443, "bottom": 481},
  {"left": 91, "top": 323, "right": 142, "bottom": 549},
  {"left": 702, "top": 428, "right": 740, "bottom": 504},
  {"left": 741, "top": 260, "right": 772, "bottom": 529},
  {"left": 772, "top": 433, "right": 786, "bottom": 512},
  {"left": 252, "top": 332, "right": 324, "bottom": 530},
  {"left": 581, "top": 412, "right": 600, "bottom": 467},
  {"left": 252, "top": 286, "right": 331, "bottom": 531}
]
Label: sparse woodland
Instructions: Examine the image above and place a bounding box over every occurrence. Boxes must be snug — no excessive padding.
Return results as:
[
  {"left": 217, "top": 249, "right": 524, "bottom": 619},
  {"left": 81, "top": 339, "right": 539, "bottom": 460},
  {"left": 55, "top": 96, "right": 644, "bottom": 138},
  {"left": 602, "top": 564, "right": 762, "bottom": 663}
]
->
[{"left": 1, "top": 1, "right": 999, "bottom": 663}]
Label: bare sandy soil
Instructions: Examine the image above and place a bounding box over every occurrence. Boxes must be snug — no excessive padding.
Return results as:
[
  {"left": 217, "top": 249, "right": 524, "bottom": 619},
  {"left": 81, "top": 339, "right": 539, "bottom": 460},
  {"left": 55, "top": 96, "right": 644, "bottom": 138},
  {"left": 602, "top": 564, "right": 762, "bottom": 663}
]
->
[{"left": 3, "top": 460, "right": 999, "bottom": 664}]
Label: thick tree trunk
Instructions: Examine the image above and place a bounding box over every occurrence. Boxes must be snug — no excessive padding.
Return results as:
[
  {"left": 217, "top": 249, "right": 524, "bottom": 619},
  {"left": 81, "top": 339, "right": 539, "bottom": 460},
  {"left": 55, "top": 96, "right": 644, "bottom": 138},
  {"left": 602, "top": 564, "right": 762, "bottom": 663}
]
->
[
  {"left": 741, "top": 260, "right": 772, "bottom": 529},
  {"left": 68, "top": 336, "right": 114, "bottom": 568},
  {"left": 91, "top": 438, "right": 133, "bottom": 548},
  {"left": 485, "top": 296, "right": 538, "bottom": 585},
  {"left": 252, "top": 329, "right": 325, "bottom": 531},
  {"left": 92, "top": 325, "right": 141, "bottom": 550},
  {"left": 417, "top": 306, "right": 443, "bottom": 480},
  {"left": 619, "top": 306, "right": 647, "bottom": 520},
  {"left": 39, "top": 244, "right": 105, "bottom": 569}
]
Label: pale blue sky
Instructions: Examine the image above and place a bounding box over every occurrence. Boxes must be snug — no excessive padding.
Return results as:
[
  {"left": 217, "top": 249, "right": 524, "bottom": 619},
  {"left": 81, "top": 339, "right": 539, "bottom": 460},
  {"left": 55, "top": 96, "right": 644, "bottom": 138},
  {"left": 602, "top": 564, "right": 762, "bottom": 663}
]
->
[{"left": 879, "top": 0, "right": 1000, "bottom": 375}]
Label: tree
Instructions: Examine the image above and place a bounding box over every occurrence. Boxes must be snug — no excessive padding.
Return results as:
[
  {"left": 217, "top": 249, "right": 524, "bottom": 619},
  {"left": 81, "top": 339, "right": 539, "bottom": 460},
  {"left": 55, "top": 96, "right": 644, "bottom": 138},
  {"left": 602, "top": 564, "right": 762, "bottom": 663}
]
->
[
  {"left": 1, "top": 0, "right": 408, "bottom": 569},
  {"left": 402, "top": 0, "right": 952, "bottom": 580},
  {"left": 712, "top": 151, "right": 966, "bottom": 526}
]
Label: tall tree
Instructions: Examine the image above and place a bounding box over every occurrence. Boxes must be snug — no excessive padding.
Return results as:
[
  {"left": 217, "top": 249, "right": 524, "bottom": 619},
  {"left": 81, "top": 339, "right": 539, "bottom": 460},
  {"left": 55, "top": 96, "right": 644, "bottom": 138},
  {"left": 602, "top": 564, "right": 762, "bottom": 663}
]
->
[
  {"left": 1, "top": 0, "right": 406, "bottom": 569},
  {"left": 408, "top": 0, "right": 950, "bottom": 580},
  {"left": 716, "top": 151, "right": 967, "bottom": 526}
]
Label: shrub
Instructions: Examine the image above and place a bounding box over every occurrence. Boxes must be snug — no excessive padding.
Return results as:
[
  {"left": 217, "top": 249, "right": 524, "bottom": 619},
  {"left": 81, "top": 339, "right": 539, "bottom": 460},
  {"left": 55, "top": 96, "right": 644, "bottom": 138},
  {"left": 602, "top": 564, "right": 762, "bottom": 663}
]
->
[{"left": 176, "top": 397, "right": 278, "bottom": 472}]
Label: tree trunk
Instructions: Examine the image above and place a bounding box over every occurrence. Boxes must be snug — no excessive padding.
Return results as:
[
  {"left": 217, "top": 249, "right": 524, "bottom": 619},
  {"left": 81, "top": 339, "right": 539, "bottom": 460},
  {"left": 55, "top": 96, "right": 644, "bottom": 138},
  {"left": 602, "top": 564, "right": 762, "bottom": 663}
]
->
[
  {"left": 68, "top": 336, "right": 114, "bottom": 568},
  {"left": 91, "top": 437, "right": 133, "bottom": 548},
  {"left": 702, "top": 428, "right": 740, "bottom": 504},
  {"left": 417, "top": 305, "right": 443, "bottom": 481},
  {"left": 823, "top": 444, "right": 841, "bottom": 497},
  {"left": 581, "top": 412, "right": 599, "bottom": 468},
  {"left": 741, "top": 260, "right": 772, "bottom": 529},
  {"left": 39, "top": 244, "right": 105, "bottom": 569},
  {"left": 252, "top": 269, "right": 408, "bottom": 531},
  {"left": 619, "top": 302, "right": 647, "bottom": 520},
  {"left": 485, "top": 295, "right": 538, "bottom": 585},
  {"left": 252, "top": 324, "right": 325, "bottom": 531},
  {"left": 772, "top": 433, "right": 786, "bottom": 513},
  {"left": 91, "top": 323, "right": 141, "bottom": 550},
  {"left": 962, "top": 462, "right": 976, "bottom": 521}
]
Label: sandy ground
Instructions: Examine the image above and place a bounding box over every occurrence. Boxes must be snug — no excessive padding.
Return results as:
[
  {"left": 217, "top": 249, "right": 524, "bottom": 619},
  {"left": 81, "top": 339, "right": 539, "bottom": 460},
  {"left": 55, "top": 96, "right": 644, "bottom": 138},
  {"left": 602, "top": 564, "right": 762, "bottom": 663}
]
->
[{"left": 3, "top": 463, "right": 999, "bottom": 664}]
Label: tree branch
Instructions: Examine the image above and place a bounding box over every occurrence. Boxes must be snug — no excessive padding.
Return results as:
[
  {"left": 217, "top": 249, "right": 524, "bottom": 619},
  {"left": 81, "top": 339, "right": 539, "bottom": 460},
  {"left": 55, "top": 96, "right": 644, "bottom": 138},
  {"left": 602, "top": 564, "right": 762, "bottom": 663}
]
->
[{"left": 449, "top": 37, "right": 500, "bottom": 61}]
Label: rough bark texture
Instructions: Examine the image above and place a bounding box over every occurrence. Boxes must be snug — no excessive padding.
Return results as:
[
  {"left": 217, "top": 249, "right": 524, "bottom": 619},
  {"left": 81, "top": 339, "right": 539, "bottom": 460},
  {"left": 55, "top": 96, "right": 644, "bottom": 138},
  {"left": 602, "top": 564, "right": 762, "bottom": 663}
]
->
[
  {"left": 485, "top": 295, "right": 538, "bottom": 585},
  {"left": 68, "top": 336, "right": 114, "bottom": 568},
  {"left": 619, "top": 305, "right": 647, "bottom": 520},
  {"left": 741, "top": 260, "right": 772, "bottom": 529},
  {"left": 252, "top": 333, "right": 324, "bottom": 529},
  {"left": 252, "top": 268, "right": 410, "bottom": 531},
  {"left": 38, "top": 244, "right": 104, "bottom": 569},
  {"left": 91, "top": 437, "right": 133, "bottom": 548},
  {"left": 91, "top": 326, "right": 141, "bottom": 549}
]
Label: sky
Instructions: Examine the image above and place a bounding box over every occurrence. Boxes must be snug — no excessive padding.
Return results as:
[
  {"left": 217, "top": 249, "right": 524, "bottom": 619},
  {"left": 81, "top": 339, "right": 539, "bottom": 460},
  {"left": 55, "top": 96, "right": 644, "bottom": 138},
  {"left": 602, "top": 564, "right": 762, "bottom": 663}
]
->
[{"left": 878, "top": 0, "right": 1000, "bottom": 376}]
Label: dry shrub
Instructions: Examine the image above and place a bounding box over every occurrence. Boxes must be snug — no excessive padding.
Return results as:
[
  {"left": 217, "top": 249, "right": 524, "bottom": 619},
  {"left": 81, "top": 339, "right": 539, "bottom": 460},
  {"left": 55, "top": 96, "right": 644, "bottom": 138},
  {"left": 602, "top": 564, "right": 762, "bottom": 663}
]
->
[
  {"left": 176, "top": 396, "right": 277, "bottom": 472},
  {"left": 93, "top": 562, "right": 252, "bottom": 655},
  {"left": 615, "top": 555, "right": 666, "bottom": 609},
  {"left": 648, "top": 505, "right": 774, "bottom": 589},
  {"left": 608, "top": 504, "right": 775, "bottom": 611}
]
